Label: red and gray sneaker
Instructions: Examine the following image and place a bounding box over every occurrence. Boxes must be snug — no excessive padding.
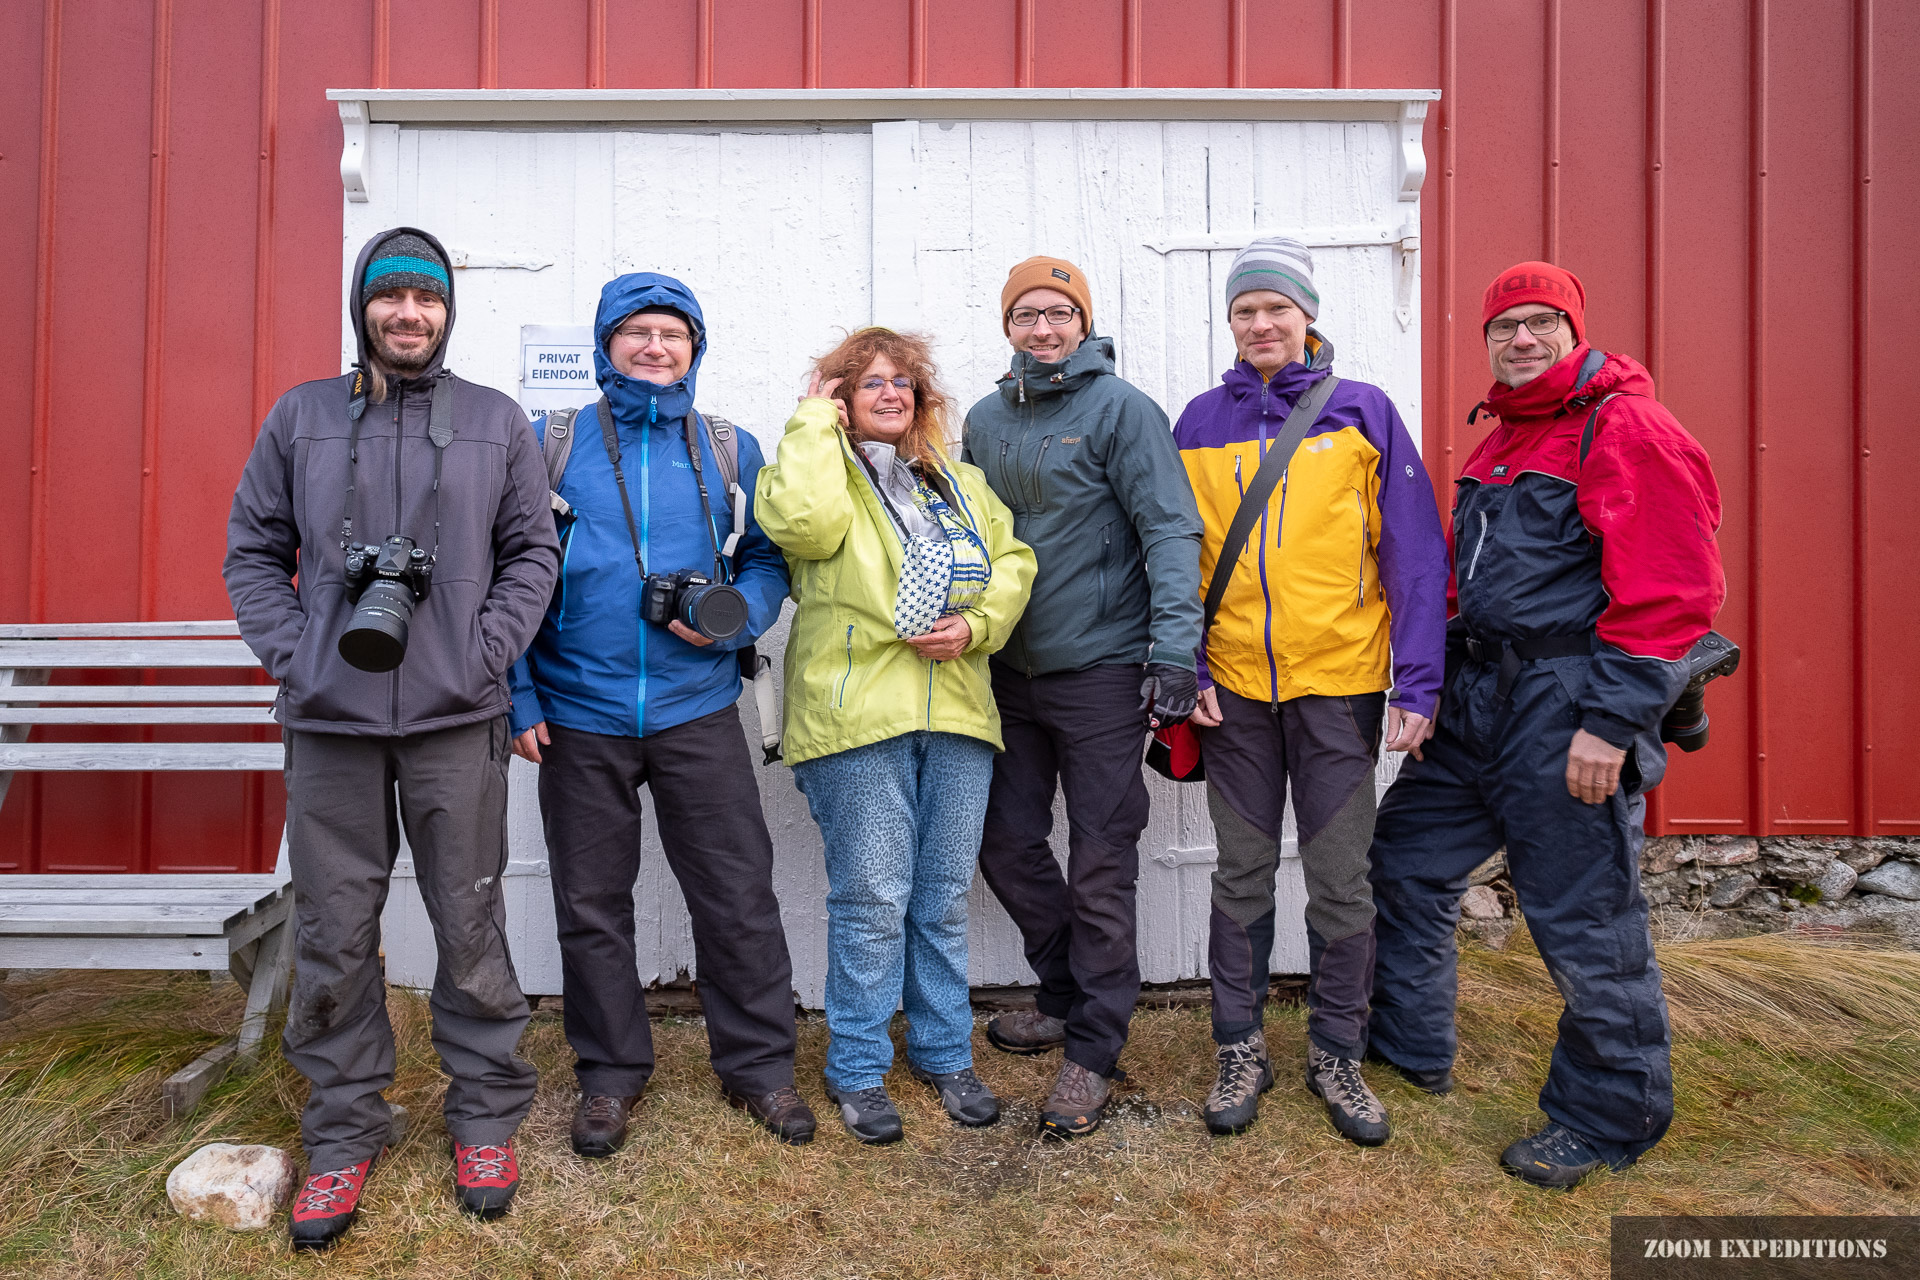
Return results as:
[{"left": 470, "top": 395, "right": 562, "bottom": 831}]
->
[
  {"left": 289, "top": 1152, "right": 379, "bottom": 1252},
  {"left": 452, "top": 1139, "right": 520, "bottom": 1219}
]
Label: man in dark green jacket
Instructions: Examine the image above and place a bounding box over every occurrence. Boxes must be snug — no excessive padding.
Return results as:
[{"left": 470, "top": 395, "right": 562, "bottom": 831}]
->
[{"left": 963, "top": 255, "right": 1203, "bottom": 1138}]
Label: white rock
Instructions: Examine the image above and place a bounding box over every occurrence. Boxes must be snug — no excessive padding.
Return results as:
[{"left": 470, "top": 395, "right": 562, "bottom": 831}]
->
[
  {"left": 1813, "top": 860, "right": 1858, "bottom": 904},
  {"left": 1857, "top": 860, "right": 1920, "bottom": 902},
  {"left": 1460, "top": 884, "right": 1505, "bottom": 920},
  {"left": 166, "top": 1143, "right": 295, "bottom": 1231}
]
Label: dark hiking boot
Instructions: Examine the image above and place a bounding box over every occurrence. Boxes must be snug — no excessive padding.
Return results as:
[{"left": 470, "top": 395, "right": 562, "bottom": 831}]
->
[
  {"left": 571, "top": 1092, "right": 643, "bottom": 1159},
  {"left": 986, "top": 1008, "right": 1067, "bottom": 1056},
  {"left": 724, "top": 1085, "right": 819, "bottom": 1145},
  {"left": 1305, "top": 1046, "right": 1390, "bottom": 1147},
  {"left": 909, "top": 1064, "right": 1001, "bottom": 1127},
  {"left": 1499, "top": 1122, "right": 1628, "bottom": 1189},
  {"left": 289, "top": 1151, "right": 379, "bottom": 1252},
  {"left": 823, "top": 1079, "right": 904, "bottom": 1145},
  {"left": 1364, "top": 1047, "right": 1453, "bottom": 1095},
  {"left": 1203, "top": 1030, "right": 1274, "bottom": 1136},
  {"left": 452, "top": 1140, "right": 520, "bottom": 1219},
  {"left": 1039, "top": 1060, "right": 1114, "bottom": 1140}
]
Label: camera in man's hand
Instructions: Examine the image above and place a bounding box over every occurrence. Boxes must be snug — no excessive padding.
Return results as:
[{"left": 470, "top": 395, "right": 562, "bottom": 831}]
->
[
  {"left": 339, "top": 535, "right": 435, "bottom": 673},
  {"left": 642, "top": 569, "right": 748, "bottom": 643},
  {"left": 1660, "top": 630, "right": 1740, "bottom": 753}
]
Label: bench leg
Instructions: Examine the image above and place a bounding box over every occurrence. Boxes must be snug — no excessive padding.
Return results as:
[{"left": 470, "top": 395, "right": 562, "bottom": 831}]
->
[
  {"left": 161, "top": 1039, "right": 237, "bottom": 1121},
  {"left": 237, "top": 890, "right": 295, "bottom": 1062}
]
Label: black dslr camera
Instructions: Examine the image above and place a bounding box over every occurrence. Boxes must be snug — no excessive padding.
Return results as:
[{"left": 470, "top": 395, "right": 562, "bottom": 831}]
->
[
  {"left": 1660, "top": 630, "right": 1740, "bottom": 753},
  {"left": 642, "top": 569, "right": 748, "bottom": 643},
  {"left": 339, "top": 535, "right": 435, "bottom": 673}
]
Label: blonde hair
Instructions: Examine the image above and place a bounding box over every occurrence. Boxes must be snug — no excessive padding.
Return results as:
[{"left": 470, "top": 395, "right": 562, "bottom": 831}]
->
[{"left": 812, "top": 328, "right": 954, "bottom": 471}]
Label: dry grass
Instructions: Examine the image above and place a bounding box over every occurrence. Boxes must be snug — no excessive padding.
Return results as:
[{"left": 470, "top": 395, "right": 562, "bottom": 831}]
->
[{"left": 2, "top": 930, "right": 1917, "bottom": 1279}]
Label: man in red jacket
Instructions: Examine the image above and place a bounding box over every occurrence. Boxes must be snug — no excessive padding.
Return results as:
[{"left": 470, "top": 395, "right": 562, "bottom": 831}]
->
[{"left": 1366, "top": 262, "right": 1726, "bottom": 1187}]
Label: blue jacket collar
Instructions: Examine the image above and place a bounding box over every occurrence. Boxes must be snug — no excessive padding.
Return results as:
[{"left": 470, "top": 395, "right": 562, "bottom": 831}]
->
[{"left": 594, "top": 273, "right": 707, "bottom": 429}]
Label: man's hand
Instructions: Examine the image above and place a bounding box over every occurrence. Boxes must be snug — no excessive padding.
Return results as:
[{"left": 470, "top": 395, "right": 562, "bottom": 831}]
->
[
  {"left": 1189, "top": 686, "right": 1223, "bottom": 728},
  {"left": 668, "top": 620, "right": 715, "bottom": 648},
  {"left": 1384, "top": 707, "right": 1435, "bottom": 761},
  {"left": 512, "top": 722, "right": 550, "bottom": 764},
  {"left": 904, "top": 614, "right": 971, "bottom": 662},
  {"left": 1566, "top": 728, "right": 1628, "bottom": 805},
  {"left": 1139, "top": 662, "right": 1200, "bottom": 729}
]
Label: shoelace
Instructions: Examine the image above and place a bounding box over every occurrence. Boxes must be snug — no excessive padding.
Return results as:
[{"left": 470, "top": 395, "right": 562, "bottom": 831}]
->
[
  {"left": 294, "top": 1167, "right": 364, "bottom": 1216},
  {"left": 761, "top": 1086, "right": 805, "bottom": 1111},
  {"left": 1051, "top": 1063, "right": 1106, "bottom": 1110},
  {"left": 580, "top": 1095, "right": 626, "bottom": 1124},
  {"left": 1319, "top": 1056, "right": 1385, "bottom": 1122},
  {"left": 457, "top": 1145, "right": 515, "bottom": 1183},
  {"left": 844, "top": 1088, "right": 894, "bottom": 1116},
  {"left": 944, "top": 1069, "right": 989, "bottom": 1099},
  {"left": 1529, "top": 1124, "right": 1597, "bottom": 1165},
  {"left": 1210, "top": 1041, "right": 1266, "bottom": 1105}
]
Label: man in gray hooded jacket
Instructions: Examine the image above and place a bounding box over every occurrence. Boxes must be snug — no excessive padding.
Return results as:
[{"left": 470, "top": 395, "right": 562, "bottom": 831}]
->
[{"left": 224, "top": 227, "right": 559, "bottom": 1249}]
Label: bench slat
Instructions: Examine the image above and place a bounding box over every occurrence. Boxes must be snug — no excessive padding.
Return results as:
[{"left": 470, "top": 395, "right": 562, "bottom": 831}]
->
[
  {"left": 0, "top": 874, "right": 285, "bottom": 890},
  {"left": 0, "top": 640, "right": 264, "bottom": 669},
  {"left": 0, "top": 903, "right": 257, "bottom": 934},
  {"left": 0, "top": 935, "right": 237, "bottom": 968},
  {"left": 0, "top": 887, "right": 285, "bottom": 906},
  {"left": 0, "top": 706, "right": 278, "bottom": 725},
  {"left": 0, "top": 743, "right": 284, "bottom": 770},
  {"left": 0, "top": 685, "right": 276, "bottom": 704},
  {"left": 0, "top": 622, "right": 241, "bottom": 639}
]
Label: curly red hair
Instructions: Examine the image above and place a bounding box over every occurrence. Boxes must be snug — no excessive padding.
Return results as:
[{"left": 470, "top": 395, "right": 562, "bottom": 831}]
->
[{"left": 811, "top": 328, "right": 954, "bottom": 471}]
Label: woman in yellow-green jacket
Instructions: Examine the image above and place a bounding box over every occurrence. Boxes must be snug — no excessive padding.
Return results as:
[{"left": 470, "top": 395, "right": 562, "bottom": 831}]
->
[{"left": 755, "top": 327, "right": 1035, "bottom": 1145}]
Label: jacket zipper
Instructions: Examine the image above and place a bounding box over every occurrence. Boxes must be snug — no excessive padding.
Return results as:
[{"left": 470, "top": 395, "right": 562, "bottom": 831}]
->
[
  {"left": 389, "top": 387, "right": 404, "bottom": 734},
  {"left": 1466, "top": 510, "right": 1490, "bottom": 581},
  {"left": 1031, "top": 434, "right": 1053, "bottom": 509},
  {"left": 836, "top": 624, "right": 854, "bottom": 707},
  {"left": 1097, "top": 523, "right": 1111, "bottom": 614},
  {"left": 1356, "top": 490, "right": 1369, "bottom": 607}
]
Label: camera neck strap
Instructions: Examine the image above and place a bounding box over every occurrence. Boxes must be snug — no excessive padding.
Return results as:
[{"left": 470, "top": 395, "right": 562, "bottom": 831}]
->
[
  {"left": 339, "top": 369, "right": 456, "bottom": 562},
  {"left": 595, "top": 396, "right": 649, "bottom": 580}
]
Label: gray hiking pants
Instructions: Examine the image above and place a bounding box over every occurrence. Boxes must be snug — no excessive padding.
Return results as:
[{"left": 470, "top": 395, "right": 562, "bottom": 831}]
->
[{"left": 281, "top": 718, "right": 535, "bottom": 1170}]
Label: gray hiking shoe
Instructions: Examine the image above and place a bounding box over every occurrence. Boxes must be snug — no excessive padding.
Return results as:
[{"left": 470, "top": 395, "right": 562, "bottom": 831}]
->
[
  {"left": 1203, "top": 1030, "right": 1274, "bottom": 1136},
  {"left": 986, "top": 1008, "right": 1067, "bottom": 1056},
  {"left": 822, "top": 1078, "right": 904, "bottom": 1146},
  {"left": 1499, "top": 1122, "right": 1627, "bottom": 1189},
  {"left": 1305, "top": 1045, "right": 1390, "bottom": 1147},
  {"left": 1039, "top": 1060, "right": 1114, "bottom": 1140},
  {"left": 909, "top": 1064, "right": 1001, "bottom": 1127}
]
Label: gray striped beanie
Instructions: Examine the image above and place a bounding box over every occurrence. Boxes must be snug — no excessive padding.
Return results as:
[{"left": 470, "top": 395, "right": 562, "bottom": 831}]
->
[
  {"left": 1223, "top": 236, "right": 1319, "bottom": 319},
  {"left": 361, "top": 232, "right": 451, "bottom": 309}
]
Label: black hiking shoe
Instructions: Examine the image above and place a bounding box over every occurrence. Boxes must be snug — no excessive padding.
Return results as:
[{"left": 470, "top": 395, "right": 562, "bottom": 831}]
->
[
  {"left": 909, "top": 1064, "right": 1001, "bottom": 1127},
  {"left": 1203, "top": 1030, "right": 1274, "bottom": 1135},
  {"left": 1499, "top": 1122, "right": 1629, "bottom": 1188},
  {"left": 1364, "top": 1047, "right": 1454, "bottom": 1095},
  {"left": 986, "top": 1008, "right": 1067, "bottom": 1056},
  {"left": 823, "top": 1078, "right": 904, "bottom": 1145},
  {"left": 1305, "top": 1046, "right": 1390, "bottom": 1147}
]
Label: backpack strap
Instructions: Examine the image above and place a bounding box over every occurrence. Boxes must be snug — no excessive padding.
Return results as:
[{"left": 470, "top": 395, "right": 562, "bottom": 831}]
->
[
  {"left": 1571, "top": 350, "right": 1637, "bottom": 466},
  {"left": 696, "top": 412, "right": 748, "bottom": 559},
  {"left": 540, "top": 404, "right": 583, "bottom": 516}
]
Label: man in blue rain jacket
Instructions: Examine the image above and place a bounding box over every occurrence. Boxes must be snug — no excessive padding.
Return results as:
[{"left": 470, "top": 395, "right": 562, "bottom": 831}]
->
[{"left": 508, "top": 274, "right": 813, "bottom": 1154}]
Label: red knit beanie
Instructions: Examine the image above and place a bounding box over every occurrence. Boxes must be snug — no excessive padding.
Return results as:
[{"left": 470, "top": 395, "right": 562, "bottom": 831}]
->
[{"left": 1482, "top": 261, "right": 1586, "bottom": 343}]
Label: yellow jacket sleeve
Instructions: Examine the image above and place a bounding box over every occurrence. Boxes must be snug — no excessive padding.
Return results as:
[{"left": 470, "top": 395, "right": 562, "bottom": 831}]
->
[{"left": 754, "top": 398, "right": 855, "bottom": 562}]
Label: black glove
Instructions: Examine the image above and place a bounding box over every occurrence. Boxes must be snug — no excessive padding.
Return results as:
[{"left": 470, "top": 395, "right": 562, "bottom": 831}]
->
[{"left": 1138, "top": 662, "right": 1199, "bottom": 729}]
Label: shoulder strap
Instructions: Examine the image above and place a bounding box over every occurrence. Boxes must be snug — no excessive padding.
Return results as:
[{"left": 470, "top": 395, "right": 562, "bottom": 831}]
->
[
  {"left": 540, "top": 405, "right": 582, "bottom": 515},
  {"left": 1580, "top": 393, "right": 1627, "bottom": 466},
  {"left": 1203, "top": 374, "right": 1341, "bottom": 635},
  {"left": 695, "top": 411, "right": 747, "bottom": 558}
]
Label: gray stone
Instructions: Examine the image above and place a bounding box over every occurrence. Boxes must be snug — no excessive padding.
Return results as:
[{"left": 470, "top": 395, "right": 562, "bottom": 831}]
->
[
  {"left": 1693, "top": 837, "right": 1761, "bottom": 868},
  {"left": 1843, "top": 838, "right": 1920, "bottom": 874},
  {"left": 1641, "top": 837, "right": 1694, "bottom": 876},
  {"left": 1708, "top": 873, "right": 1759, "bottom": 908},
  {"left": 1469, "top": 850, "right": 1507, "bottom": 887},
  {"left": 1856, "top": 860, "right": 1920, "bottom": 902},
  {"left": 166, "top": 1143, "right": 295, "bottom": 1231},
  {"left": 1812, "top": 860, "right": 1858, "bottom": 904},
  {"left": 1460, "top": 884, "right": 1505, "bottom": 920},
  {"left": 1759, "top": 837, "right": 1843, "bottom": 885}
]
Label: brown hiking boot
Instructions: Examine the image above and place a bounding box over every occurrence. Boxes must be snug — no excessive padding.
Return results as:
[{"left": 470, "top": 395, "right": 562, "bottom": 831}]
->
[
  {"left": 1039, "top": 1060, "right": 1114, "bottom": 1139},
  {"left": 986, "top": 1008, "right": 1067, "bottom": 1056},
  {"left": 1305, "top": 1046, "right": 1390, "bottom": 1147},
  {"left": 571, "top": 1092, "right": 642, "bottom": 1159},
  {"left": 1202, "top": 1029, "right": 1274, "bottom": 1135}
]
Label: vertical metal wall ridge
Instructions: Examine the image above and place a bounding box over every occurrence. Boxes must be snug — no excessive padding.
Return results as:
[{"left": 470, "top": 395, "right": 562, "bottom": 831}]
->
[
  {"left": 1015, "top": 0, "right": 1034, "bottom": 88},
  {"left": 908, "top": 0, "right": 927, "bottom": 88},
  {"left": 1123, "top": 0, "right": 1142, "bottom": 87},
  {"left": 1334, "top": 0, "right": 1352, "bottom": 88},
  {"left": 372, "top": 0, "right": 389, "bottom": 87},
  {"left": 139, "top": 0, "right": 173, "bottom": 625},
  {"left": 1431, "top": 0, "right": 1456, "bottom": 490},
  {"left": 479, "top": 0, "right": 498, "bottom": 89},
  {"left": 1643, "top": 0, "right": 1668, "bottom": 833},
  {"left": 245, "top": 0, "right": 283, "bottom": 872},
  {"left": 697, "top": 0, "right": 713, "bottom": 88},
  {"left": 588, "top": 0, "right": 607, "bottom": 88},
  {"left": 1228, "top": 0, "right": 1247, "bottom": 88},
  {"left": 28, "top": 0, "right": 63, "bottom": 628},
  {"left": 1543, "top": 0, "right": 1561, "bottom": 262},
  {"left": 801, "top": 0, "right": 820, "bottom": 89},
  {"left": 1747, "top": 0, "right": 1771, "bottom": 832},
  {"left": 1852, "top": 0, "right": 1874, "bottom": 832}
]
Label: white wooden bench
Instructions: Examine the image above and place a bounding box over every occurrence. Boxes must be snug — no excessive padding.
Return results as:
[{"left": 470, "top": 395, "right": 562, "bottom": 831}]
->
[{"left": 0, "top": 621, "right": 290, "bottom": 1117}]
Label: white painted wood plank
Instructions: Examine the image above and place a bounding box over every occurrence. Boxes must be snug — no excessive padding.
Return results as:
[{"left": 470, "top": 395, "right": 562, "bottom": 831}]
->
[
  {"left": 0, "top": 685, "right": 276, "bottom": 703},
  {"left": 0, "top": 744, "right": 283, "bottom": 771},
  {"left": 0, "top": 622, "right": 240, "bottom": 639},
  {"left": 0, "top": 875, "right": 284, "bottom": 892},
  {"left": 0, "top": 707, "right": 277, "bottom": 726},
  {"left": 871, "top": 120, "right": 922, "bottom": 329},
  {"left": 0, "top": 905, "right": 251, "bottom": 934},
  {"left": 0, "top": 936, "right": 234, "bottom": 969},
  {"left": 0, "top": 641, "right": 264, "bottom": 669},
  {"left": 0, "top": 888, "right": 283, "bottom": 907}
]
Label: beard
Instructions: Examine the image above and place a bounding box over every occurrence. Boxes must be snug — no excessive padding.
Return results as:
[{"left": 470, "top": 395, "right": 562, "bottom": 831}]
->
[{"left": 370, "top": 320, "right": 443, "bottom": 373}]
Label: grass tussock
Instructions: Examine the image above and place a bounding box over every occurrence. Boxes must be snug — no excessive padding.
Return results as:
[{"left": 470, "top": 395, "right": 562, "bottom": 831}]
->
[{"left": 2, "top": 932, "right": 1918, "bottom": 1279}]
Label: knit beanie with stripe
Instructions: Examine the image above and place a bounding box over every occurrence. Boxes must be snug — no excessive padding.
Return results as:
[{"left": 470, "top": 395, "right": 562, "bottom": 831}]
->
[
  {"left": 1223, "top": 237, "right": 1319, "bottom": 319},
  {"left": 360, "top": 232, "right": 451, "bottom": 309}
]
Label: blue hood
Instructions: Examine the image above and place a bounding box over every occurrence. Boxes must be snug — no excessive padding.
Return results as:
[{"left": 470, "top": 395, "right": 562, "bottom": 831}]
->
[{"left": 594, "top": 273, "right": 707, "bottom": 427}]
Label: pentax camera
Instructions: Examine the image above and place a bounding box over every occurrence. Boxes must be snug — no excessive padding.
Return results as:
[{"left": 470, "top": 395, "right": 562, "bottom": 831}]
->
[
  {"left": 339, "top": 534, "right": 435, "bottom": 673},
  {"left": 642, "top": 569, "right": 748, "bottom": 643},
  {"left": 1660, "top": 630, "right": 1740, "bottom": 753}
]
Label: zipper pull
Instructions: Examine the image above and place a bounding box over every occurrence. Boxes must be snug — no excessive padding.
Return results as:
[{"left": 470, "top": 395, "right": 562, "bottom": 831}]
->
[
  {"left": 1017, "top": 377, "right": 1026, "bottom": 404},
  {"left": 648, "top": 395, "right": 657, "bottom": 425}
]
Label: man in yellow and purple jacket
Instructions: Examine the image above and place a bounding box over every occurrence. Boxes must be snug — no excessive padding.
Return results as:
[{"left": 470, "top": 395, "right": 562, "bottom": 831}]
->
[{"left": 1174, "top": 237, "right": 1448, "bottom": 1144}]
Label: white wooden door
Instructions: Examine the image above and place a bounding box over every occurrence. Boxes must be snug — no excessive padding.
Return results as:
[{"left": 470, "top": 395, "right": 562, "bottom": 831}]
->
[{"left": 345, "top": 108, "right": 1421, "bottom": 1003}]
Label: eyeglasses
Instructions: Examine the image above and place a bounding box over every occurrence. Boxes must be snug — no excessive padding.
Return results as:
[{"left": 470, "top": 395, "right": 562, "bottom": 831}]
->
[
  {"left": 1007, "top": 305, "right": 1082, "bottom": 329},
  {"left": 613, "top": 326, "right": 692, "bottom": 348},
  {"left": 1484, "top": 312, "right": 1567, "bottom": 342},
  {"left": 857, "top": 376, "right": 914, "bottom": 393}
]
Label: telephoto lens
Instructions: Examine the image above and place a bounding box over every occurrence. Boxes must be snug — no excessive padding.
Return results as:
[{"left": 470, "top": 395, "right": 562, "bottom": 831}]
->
[
  {"left": 678, "top": 580, "right": 749, "bottom": 642},
  {"left": 338, "top": 536, "right": 432, "bottom": 672}
]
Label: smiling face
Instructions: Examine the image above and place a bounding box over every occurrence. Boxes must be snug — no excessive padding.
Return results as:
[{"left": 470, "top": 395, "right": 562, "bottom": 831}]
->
[
  {"left": 1486, "top": 302, "right": 1576, "bottom": 388},
  {"left": 363, "top": 287, "right": 447, "bottom": 373},
  {"left": 1228, "top": 289, "right": 1310, "bottom": 378},
  {"left": 607, "top": 308, "right": 695, "bottom": 384},
  {"left": 1006, "top": 286, "right": 1087, "bottom": 364},
  {"left": 848, "top": 354, "right": 915, "bottom": 446}
]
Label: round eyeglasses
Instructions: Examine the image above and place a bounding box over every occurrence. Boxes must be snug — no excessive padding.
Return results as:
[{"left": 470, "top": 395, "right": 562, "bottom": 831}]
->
[
  {"left": 1007, "top": 305, "right": 1082, "bottom": 329},
  {"left": 1485, "top": 311, "right": 1568, "bottom": 343}
]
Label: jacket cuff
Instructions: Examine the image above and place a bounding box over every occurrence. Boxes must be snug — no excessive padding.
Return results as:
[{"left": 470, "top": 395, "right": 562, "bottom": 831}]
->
[
  {"left": 509, "top": 685, "right": 545, "bottom": 736},
  {"left": 960, "top": 607, "right": 991, "bottom": 653},
  {"left": 1389, "top": 690, "right": 1436, "bottom": 720},
  {"left": 1579, "top": 709, "right": 1638, "bottom": 751}
]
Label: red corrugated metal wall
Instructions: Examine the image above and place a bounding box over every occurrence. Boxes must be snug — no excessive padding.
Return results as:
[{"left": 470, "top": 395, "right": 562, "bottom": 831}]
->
[{"left": 1, "top": 1, "right": 1912, "bottom": 872}]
